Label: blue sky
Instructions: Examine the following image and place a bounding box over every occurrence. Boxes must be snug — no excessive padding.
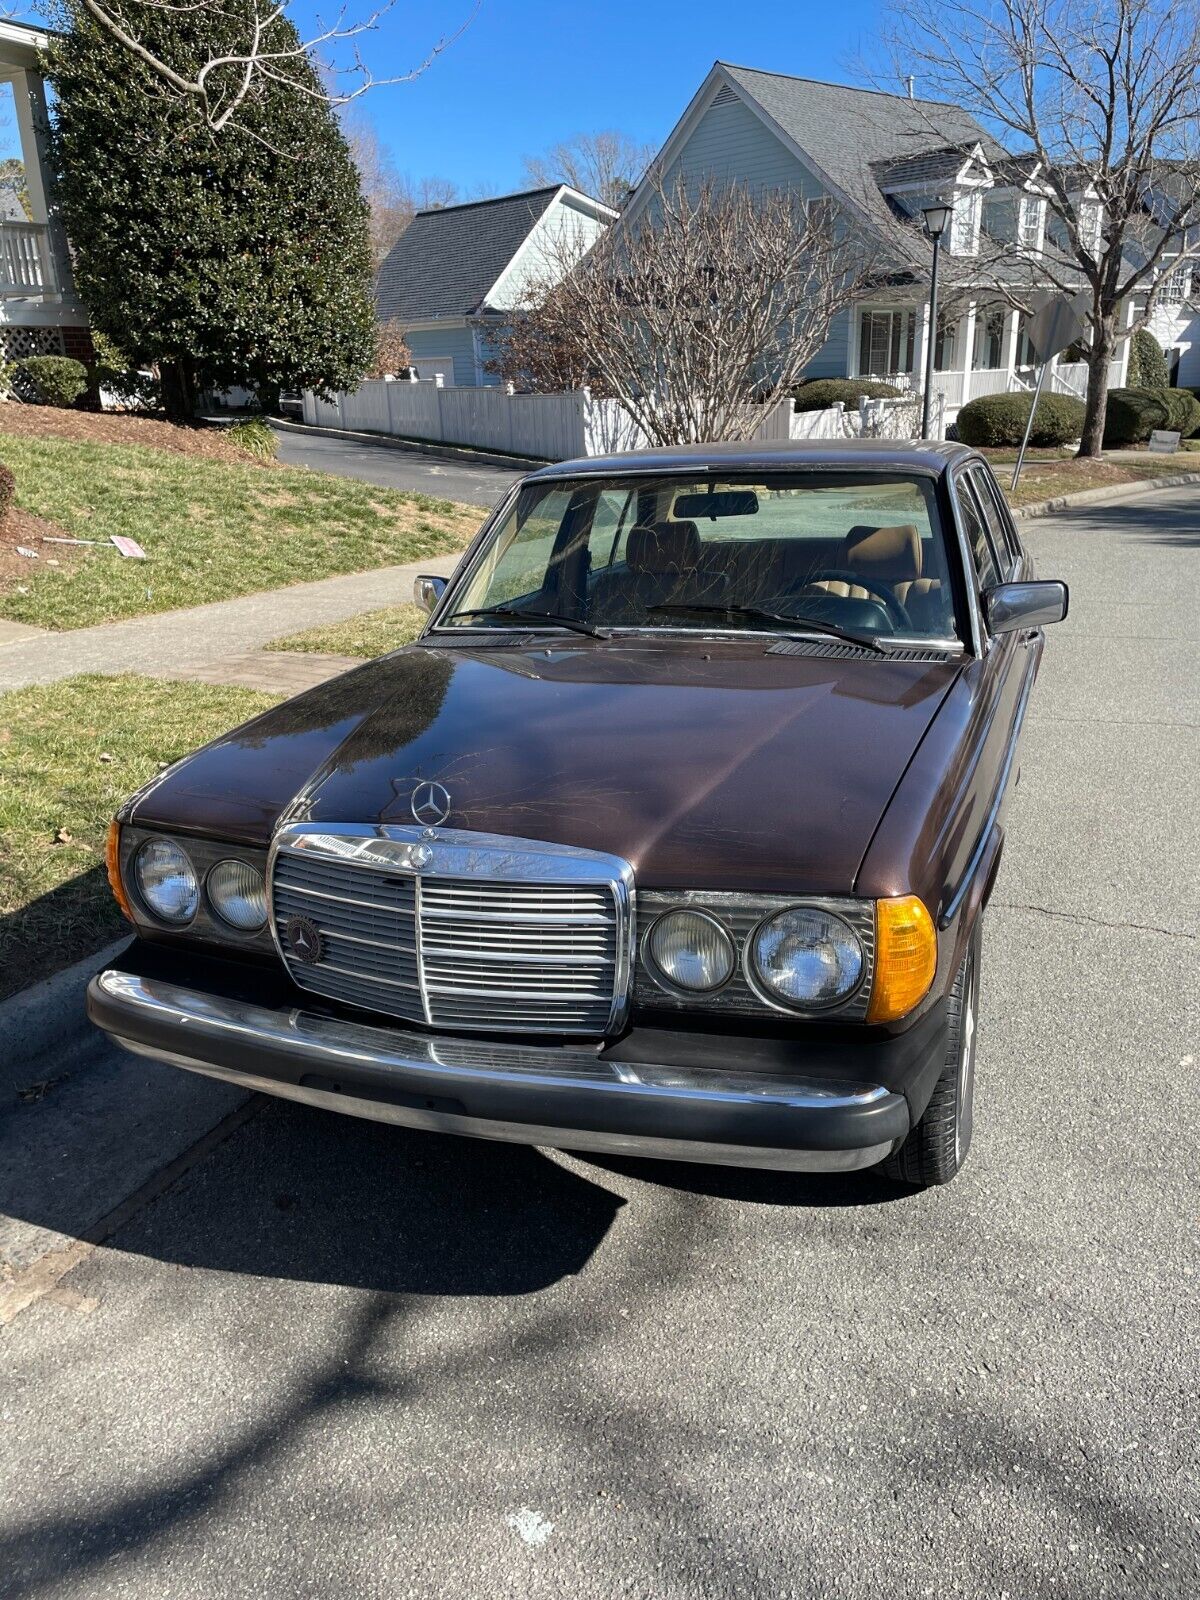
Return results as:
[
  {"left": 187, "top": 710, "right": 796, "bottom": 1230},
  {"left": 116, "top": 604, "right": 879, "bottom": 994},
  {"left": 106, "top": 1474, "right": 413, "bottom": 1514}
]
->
[
  {"left": 6, "top": 1, "right": 891, "bottom": 181},
  {"left": 323, "top": 0, "right": 887, "bottom": 194}
]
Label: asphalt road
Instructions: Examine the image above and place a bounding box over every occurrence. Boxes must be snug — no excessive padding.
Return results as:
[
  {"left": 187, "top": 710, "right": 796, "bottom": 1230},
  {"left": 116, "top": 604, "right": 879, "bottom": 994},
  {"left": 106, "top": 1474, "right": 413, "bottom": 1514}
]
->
[
  {"left": 273, "top": 424, "right": 528, "bottom": 508},
  {"left": 2, "top": 487, "right": 1198, "bottom": 1599}
]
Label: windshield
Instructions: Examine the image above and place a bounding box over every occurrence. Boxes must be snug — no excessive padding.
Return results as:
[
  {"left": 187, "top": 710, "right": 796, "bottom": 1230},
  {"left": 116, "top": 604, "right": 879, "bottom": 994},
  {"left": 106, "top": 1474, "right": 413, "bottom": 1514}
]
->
[{"left": 439, "top": 472, "right": 961, "bottom": 643}]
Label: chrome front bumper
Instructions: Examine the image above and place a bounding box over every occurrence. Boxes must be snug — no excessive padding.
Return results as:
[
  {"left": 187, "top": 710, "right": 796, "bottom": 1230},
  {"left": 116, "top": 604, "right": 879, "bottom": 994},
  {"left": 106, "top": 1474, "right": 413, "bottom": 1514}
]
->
[{"left": 87, "top": 967, "right": 911, "bottom": 1172}]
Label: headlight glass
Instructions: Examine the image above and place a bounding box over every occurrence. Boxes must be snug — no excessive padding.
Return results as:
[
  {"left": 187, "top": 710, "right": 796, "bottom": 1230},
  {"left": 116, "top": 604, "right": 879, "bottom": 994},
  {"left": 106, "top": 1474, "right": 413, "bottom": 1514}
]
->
[
  {"left": 134, "top": 837, "right": 199, "bottom": 924},
  {"left": 207, "top": 858, "right": 268, "bottom": 931},
  {"left": 749, "top": 907, "right": 863, "bottom": 1010},
  {"left": 647, "top": 909, "right": 735, "bottom": 992}
]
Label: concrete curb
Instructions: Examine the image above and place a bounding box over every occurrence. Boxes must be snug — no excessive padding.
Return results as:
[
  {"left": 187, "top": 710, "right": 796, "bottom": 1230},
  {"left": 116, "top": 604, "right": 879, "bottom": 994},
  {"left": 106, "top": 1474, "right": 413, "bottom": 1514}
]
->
[
  {"left": 1013, "top": 468, "right": 1200, "bottom": 521},
  {"left": 270, "top": 417, "right": 549, "bottom": 473},
  {"left": 1, "top": 937, "right": 129, "bottom": 1073}
]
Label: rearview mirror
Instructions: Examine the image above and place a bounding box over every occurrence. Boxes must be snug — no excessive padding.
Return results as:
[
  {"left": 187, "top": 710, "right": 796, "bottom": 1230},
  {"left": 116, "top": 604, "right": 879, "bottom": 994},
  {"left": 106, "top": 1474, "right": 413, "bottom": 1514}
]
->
[
  {"left": 672, "top": 489, "right": 760, "bottom": 520},
  {"left": 414, "top": 574, "right": 447, "bottom": 614},
  {"left": 984, "top": 580, "right": 1069, "bottom": 635}
]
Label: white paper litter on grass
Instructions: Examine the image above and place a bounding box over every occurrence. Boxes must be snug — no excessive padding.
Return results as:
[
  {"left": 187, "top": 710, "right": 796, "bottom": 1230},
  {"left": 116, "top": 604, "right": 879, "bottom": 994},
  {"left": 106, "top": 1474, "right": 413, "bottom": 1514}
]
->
[
  {"left": 110, "top": 536, "right": 147, "bottom": 559},
  {"left": 15, "top": 545, "right": 38, "bottom": 558}
]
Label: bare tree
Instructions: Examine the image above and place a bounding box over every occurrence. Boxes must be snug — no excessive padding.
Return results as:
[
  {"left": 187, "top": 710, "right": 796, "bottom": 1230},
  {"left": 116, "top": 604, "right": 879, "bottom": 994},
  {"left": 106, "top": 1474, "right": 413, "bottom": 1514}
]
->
[
  {"left": 56, "top": 0, "right": 476, "bottom": 137},
  {"left": 881, "top": 0, "right": 1200, "bottom": 455},
  {"left": 488, "top": 176, "right": 876, "bottom": 447},
  {"left": 521, "top": 129, "right": 654, "bottom": 209},
  {"left": 367, "top": 319, "right": 412, "bottom": 376}
]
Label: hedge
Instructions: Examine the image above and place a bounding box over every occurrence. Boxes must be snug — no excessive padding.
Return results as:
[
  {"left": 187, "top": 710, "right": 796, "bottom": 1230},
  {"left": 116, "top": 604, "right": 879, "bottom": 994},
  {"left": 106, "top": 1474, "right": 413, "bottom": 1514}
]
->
[
  {"left": 793, "top": 378, "right": 904, "bottom": 411},
  {"left": 1102, "top": 388, "right": 1171, "bottom": 446},
  {"left": 955, "top": 391, "right": 1086, "bottom": 448},
  {"left": 1161, "top": 388, "right": 1200, "bottom": 439},
  {"left": 14, "top": 354, "right": 88, "bottom": 408}
]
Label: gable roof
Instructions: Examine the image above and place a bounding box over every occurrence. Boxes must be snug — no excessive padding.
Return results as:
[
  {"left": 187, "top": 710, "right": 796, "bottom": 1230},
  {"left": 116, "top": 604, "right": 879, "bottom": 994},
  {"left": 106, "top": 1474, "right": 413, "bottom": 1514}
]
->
[
  {"left": 716, "top": 64, "right": 1006, "bottom": 241},
  {"left": 375, "top": 186, "right": 564, "bottom": 324}
]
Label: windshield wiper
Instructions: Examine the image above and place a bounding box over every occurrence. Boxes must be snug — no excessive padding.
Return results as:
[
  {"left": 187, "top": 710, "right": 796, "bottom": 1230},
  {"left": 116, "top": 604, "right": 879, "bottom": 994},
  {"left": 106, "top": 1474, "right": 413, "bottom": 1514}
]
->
[
  {"left": 449, "top": 606, "right": 608, "bottom": 639},
  {"left": 646, "top": 602, "right": 885, "bottom": 653}
]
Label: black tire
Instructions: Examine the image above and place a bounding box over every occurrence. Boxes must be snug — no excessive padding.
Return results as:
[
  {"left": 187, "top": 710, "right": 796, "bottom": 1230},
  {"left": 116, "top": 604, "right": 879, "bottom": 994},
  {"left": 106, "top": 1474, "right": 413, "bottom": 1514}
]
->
[{"left": 883, "top": 923, "right": 980, "bottom": 1188}]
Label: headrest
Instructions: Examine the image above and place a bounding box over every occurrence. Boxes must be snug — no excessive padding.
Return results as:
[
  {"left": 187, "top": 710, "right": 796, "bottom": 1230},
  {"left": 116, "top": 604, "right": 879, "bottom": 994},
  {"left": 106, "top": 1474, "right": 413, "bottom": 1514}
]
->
[
  {"left": 626, "top": 520, "right": 701, "bottom": 577},
  {"left": 843, "top": 523, "right": 922, "bottom": 582}
]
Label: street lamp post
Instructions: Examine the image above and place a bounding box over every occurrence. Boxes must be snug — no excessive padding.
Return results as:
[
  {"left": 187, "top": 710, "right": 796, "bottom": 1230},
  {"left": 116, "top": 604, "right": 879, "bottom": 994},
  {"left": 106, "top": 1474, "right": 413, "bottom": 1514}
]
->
[{"left": 920, "top": 199, "right": 952, "bottom": 441}]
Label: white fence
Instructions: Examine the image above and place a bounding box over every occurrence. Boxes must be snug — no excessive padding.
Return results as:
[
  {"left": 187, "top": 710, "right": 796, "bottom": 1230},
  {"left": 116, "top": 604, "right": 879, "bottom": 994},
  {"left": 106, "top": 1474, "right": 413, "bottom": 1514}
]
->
[{"left": 302, "top": 380, "right": 800, "bottom": 461}]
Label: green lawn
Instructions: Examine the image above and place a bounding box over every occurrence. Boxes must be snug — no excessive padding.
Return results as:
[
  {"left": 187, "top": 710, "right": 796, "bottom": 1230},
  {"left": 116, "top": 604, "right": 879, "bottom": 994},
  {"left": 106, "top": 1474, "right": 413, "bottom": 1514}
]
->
[
  {"left": 0, "top": 433, "right": 481, "bottom": 630},
  {"left": 267, "top": 602, "right": 427, "bottom": 658},
  {"left": 990, "top": 448, "right": 1194, "bottom": 508},
  {"left": 0, "top": 674, "right": 279, "bottom": 999}
]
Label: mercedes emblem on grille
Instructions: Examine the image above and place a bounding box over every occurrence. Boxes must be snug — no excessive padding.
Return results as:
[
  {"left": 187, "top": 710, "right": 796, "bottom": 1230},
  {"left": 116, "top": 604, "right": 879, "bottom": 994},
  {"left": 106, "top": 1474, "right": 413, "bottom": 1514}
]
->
[
  {"left": 284, "top": 914, "right": 323, "bottom": 965},
  {"left": 411, "top": 780, "right": 451, "bottom": 827}
]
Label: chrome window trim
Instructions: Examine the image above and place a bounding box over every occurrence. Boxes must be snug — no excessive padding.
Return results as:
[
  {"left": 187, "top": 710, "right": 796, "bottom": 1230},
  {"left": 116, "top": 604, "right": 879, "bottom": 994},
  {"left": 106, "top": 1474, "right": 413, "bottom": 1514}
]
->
[
  {"left": 945, "top": 464, "right": 989, "bottom": 656},
  {"left": 267, "top": 822, "right": 637, "bottom": 1036}
]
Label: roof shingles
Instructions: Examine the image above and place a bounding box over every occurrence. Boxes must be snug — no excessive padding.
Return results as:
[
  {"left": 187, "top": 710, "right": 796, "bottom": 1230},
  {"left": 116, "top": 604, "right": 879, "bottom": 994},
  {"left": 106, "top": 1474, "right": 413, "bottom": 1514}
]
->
[{"left": 375, "top": 186, "right": 560, "bottom": 323}]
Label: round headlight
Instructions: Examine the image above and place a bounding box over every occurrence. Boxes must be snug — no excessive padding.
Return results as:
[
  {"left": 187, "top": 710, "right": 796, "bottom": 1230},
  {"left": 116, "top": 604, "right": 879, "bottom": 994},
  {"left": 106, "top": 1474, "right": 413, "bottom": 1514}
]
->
[
  {"left": 207, "top": 858, "right": 268, "bottom": 931},
  {"left": 134, "top": 837, "right": 199, "bottom": 924},
  {"left": 646, "top": 909, "right": 735, "bottom": 992},
  {"left": 748, "top": 907, "right": 863, "bottom": 1010}
]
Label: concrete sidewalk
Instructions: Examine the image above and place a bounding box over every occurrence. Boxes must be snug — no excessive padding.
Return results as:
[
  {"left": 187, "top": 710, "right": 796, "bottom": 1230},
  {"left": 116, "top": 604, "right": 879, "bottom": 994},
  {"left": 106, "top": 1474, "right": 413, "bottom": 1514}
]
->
[{"left": 0, "top": 551, "right": 460, "bottom": 692}]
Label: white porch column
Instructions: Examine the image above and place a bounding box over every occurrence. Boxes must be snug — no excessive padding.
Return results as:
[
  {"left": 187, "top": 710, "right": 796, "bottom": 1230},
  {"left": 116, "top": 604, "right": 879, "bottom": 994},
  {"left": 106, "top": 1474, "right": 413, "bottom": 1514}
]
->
[
  {"left": 1115, "top": 299, "right": 1137, "bottom": 386},
  {"left": 9, "top": 69, "right": 71, "bottom": 296},
  {"left": 961, "top": 300, "right": 978, "bottom": 401},
  {"left": 1004, "top": 307, "right": 1021, "bottom": 384},
  {"left": 915, "top": 302, "right": 932, "bottom": 392}
]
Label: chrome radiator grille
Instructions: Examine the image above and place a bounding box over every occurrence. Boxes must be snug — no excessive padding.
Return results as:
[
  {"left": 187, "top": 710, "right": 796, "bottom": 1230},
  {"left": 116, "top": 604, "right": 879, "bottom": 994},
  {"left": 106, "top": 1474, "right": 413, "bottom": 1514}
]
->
[{"left": 270, "top": 826, "right": 632, "bottom": 1036}]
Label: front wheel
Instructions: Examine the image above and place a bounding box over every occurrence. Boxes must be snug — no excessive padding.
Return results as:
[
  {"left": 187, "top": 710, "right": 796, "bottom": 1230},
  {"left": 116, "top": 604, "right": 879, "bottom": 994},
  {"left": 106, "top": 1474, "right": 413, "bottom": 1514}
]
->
[{"left": 883, "top": 924, "right": 980, "bottom": 1188}]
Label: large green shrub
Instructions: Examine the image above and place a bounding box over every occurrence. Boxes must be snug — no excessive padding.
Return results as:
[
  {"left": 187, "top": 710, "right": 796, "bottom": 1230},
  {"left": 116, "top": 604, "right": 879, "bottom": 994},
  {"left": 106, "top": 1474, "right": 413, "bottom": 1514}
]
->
[
  {"left": 793, "top": 377, "right": 904, "bottom": 411},
  {"left": 14, "top": 354, "right": 88, "bottom": 408},
  {"left": 1127, "top": 328, "right": 1169, "bottom": 390},
  {"left": 1102, "top": 387, "right": 1171, "bottom": 445},
  {"left": 956, "top": 390, "right": 1086, "bottom": 448},
  {"left": 45, "top": 0, "right": 375, "bottom": 417},
  {"left": 1161, "top": 388, "right": 1200, "bottom": 439},
  {"left": 0, "top": 460, "right": 14, "bottom": 530}
]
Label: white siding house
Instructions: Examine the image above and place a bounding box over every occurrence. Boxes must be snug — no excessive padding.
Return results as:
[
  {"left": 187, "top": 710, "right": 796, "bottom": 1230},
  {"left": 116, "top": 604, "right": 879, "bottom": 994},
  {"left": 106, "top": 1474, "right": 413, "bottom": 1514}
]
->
[{"left": 376, "top": 185, "right": 616, "bottom": 388}]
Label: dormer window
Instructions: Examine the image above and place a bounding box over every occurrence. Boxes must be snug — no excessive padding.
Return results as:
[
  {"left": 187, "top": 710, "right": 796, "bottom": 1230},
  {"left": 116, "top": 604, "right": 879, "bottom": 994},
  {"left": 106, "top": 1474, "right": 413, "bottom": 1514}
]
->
[
  {"left": 950, "top": 190, "right": 982, "bottom": 255},
  {"left": 1018, "top": 194, "right": 1045, "bottom": 254}
]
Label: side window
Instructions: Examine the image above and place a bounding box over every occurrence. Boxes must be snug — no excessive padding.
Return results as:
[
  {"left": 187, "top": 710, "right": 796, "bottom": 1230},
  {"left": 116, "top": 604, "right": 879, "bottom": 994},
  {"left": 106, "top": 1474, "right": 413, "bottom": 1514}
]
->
[
  {"left": 955, "top": 472, "right": 1001, "bottom": 591},
  {"left": 969, "top": 466, "right": 1018, "bottom": 575}
]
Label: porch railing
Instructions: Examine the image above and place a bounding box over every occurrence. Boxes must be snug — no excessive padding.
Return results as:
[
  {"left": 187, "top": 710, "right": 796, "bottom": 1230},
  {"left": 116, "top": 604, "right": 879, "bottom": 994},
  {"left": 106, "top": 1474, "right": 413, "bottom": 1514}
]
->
[{"left": 0, "top": 223, "right": 55, "bottom": 295}]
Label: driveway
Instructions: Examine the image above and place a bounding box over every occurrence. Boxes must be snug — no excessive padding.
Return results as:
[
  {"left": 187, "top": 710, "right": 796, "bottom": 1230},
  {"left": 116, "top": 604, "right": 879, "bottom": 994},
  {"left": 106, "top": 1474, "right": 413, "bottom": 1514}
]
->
[
  {"left": 273, "top": 424, "right": 527, "bottom": 508},
  {"left": 2, "top": 489, "right": 1196, "bottom": 1599}
]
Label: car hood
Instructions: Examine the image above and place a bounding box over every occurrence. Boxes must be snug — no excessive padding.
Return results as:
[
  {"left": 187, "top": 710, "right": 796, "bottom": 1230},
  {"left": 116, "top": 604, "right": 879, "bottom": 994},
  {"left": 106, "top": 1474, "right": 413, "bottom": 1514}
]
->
[{"left": 130, "top": 638, "right": 960, "bottom": 894}]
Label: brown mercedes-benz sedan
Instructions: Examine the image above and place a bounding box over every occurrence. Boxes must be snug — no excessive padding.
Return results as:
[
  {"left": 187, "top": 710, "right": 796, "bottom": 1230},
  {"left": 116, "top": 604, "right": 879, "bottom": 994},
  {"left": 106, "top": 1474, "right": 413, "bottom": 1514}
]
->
[{"left": 89, "top": 439, "right": 1067, "bottom": 1189}]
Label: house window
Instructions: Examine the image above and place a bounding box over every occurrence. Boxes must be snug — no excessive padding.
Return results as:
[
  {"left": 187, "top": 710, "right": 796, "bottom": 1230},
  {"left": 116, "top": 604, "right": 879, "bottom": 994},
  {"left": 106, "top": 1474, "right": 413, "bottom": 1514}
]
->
[
  {"left": 972, "top": 308, "right": 1007, "bottom": 370},
  {"left": 1018, "top": 195, "right": 1044, "bottom": 253},
  {"left": 857, "top": 309, "right": 915, "bottom": 376},
  {"left": 1160, "top": 260, "right": 1193, "bottom": 304},
  {"left": 950, "top": 190, "right": 982, "bottom": 255}
]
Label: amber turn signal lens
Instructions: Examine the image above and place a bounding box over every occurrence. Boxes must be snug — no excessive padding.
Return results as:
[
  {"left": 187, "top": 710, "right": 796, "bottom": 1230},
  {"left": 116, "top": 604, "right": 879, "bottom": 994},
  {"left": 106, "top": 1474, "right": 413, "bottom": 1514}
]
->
[
  {"left": 105, "top": 819, "right": 135, "bottom": 922},
  {"left": 868, "top": 895, "right": 937, "bottom": 1023}
]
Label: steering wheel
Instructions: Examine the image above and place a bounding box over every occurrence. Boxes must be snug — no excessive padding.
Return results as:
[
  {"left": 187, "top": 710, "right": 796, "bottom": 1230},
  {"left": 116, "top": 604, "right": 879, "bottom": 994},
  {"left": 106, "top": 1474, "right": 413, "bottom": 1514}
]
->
[{"left": 786, "top": 568, "right": 912, "bottom": 631}]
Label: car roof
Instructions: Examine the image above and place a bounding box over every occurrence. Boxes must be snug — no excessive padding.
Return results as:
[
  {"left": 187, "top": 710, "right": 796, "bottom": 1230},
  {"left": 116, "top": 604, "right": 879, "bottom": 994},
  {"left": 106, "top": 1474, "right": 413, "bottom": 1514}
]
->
[{"left": 526, "top": 437, "right": 977, "bottom": 481}]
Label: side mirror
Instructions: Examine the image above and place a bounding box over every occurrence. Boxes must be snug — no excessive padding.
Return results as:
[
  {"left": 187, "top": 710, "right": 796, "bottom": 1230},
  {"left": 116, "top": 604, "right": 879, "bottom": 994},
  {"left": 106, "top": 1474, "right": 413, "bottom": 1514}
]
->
[
  {"left": 413, "top": 574, "right": 447, "bottom": 615},
  {"left": 984, "top": 580, "right": 1068, "bottom": 635}
]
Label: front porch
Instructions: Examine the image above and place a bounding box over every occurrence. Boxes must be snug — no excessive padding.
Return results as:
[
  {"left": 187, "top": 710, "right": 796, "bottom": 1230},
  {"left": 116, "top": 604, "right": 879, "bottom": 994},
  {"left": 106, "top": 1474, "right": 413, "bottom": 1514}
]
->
[
  {"left": 0, "top": 19, "right": 89, "bottom": 358},
  {"left": 851, "top": 299, "right": 1126, "bottom": 427}
]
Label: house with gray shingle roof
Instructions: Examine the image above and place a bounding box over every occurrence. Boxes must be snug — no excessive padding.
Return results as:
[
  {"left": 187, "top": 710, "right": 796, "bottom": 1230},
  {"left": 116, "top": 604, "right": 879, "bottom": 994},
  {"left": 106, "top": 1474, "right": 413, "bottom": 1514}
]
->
[
  {"left": 623, "top": 63, "right": 1130, "bottom": 416},
  {"left": 375, "top": 184, "right": 616, "bottom": 387}
]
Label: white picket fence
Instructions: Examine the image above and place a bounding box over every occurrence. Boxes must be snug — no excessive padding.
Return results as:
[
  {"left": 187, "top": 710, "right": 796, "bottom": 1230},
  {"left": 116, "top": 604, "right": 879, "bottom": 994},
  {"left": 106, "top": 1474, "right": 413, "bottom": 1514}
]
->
[{"left": 300, "top": 379, "right": 932, "bottom": 462}]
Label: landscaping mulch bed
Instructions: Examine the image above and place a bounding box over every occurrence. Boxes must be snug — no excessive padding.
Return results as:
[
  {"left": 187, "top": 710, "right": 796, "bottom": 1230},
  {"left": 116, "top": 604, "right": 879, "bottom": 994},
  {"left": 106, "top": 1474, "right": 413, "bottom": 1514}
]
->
[
  {"left": 0, "top": 508, "right": 86, "bottom": 592},
  {"left": 0, "top": 402, "right": 261, "bottom": 466}
]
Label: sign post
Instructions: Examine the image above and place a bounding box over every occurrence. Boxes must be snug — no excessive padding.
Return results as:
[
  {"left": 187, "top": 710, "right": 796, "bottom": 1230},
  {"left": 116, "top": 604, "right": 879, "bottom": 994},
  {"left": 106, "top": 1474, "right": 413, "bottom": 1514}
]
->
[{"left": 1009, "top": 291, "right": 1089, "bottom": 493}]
